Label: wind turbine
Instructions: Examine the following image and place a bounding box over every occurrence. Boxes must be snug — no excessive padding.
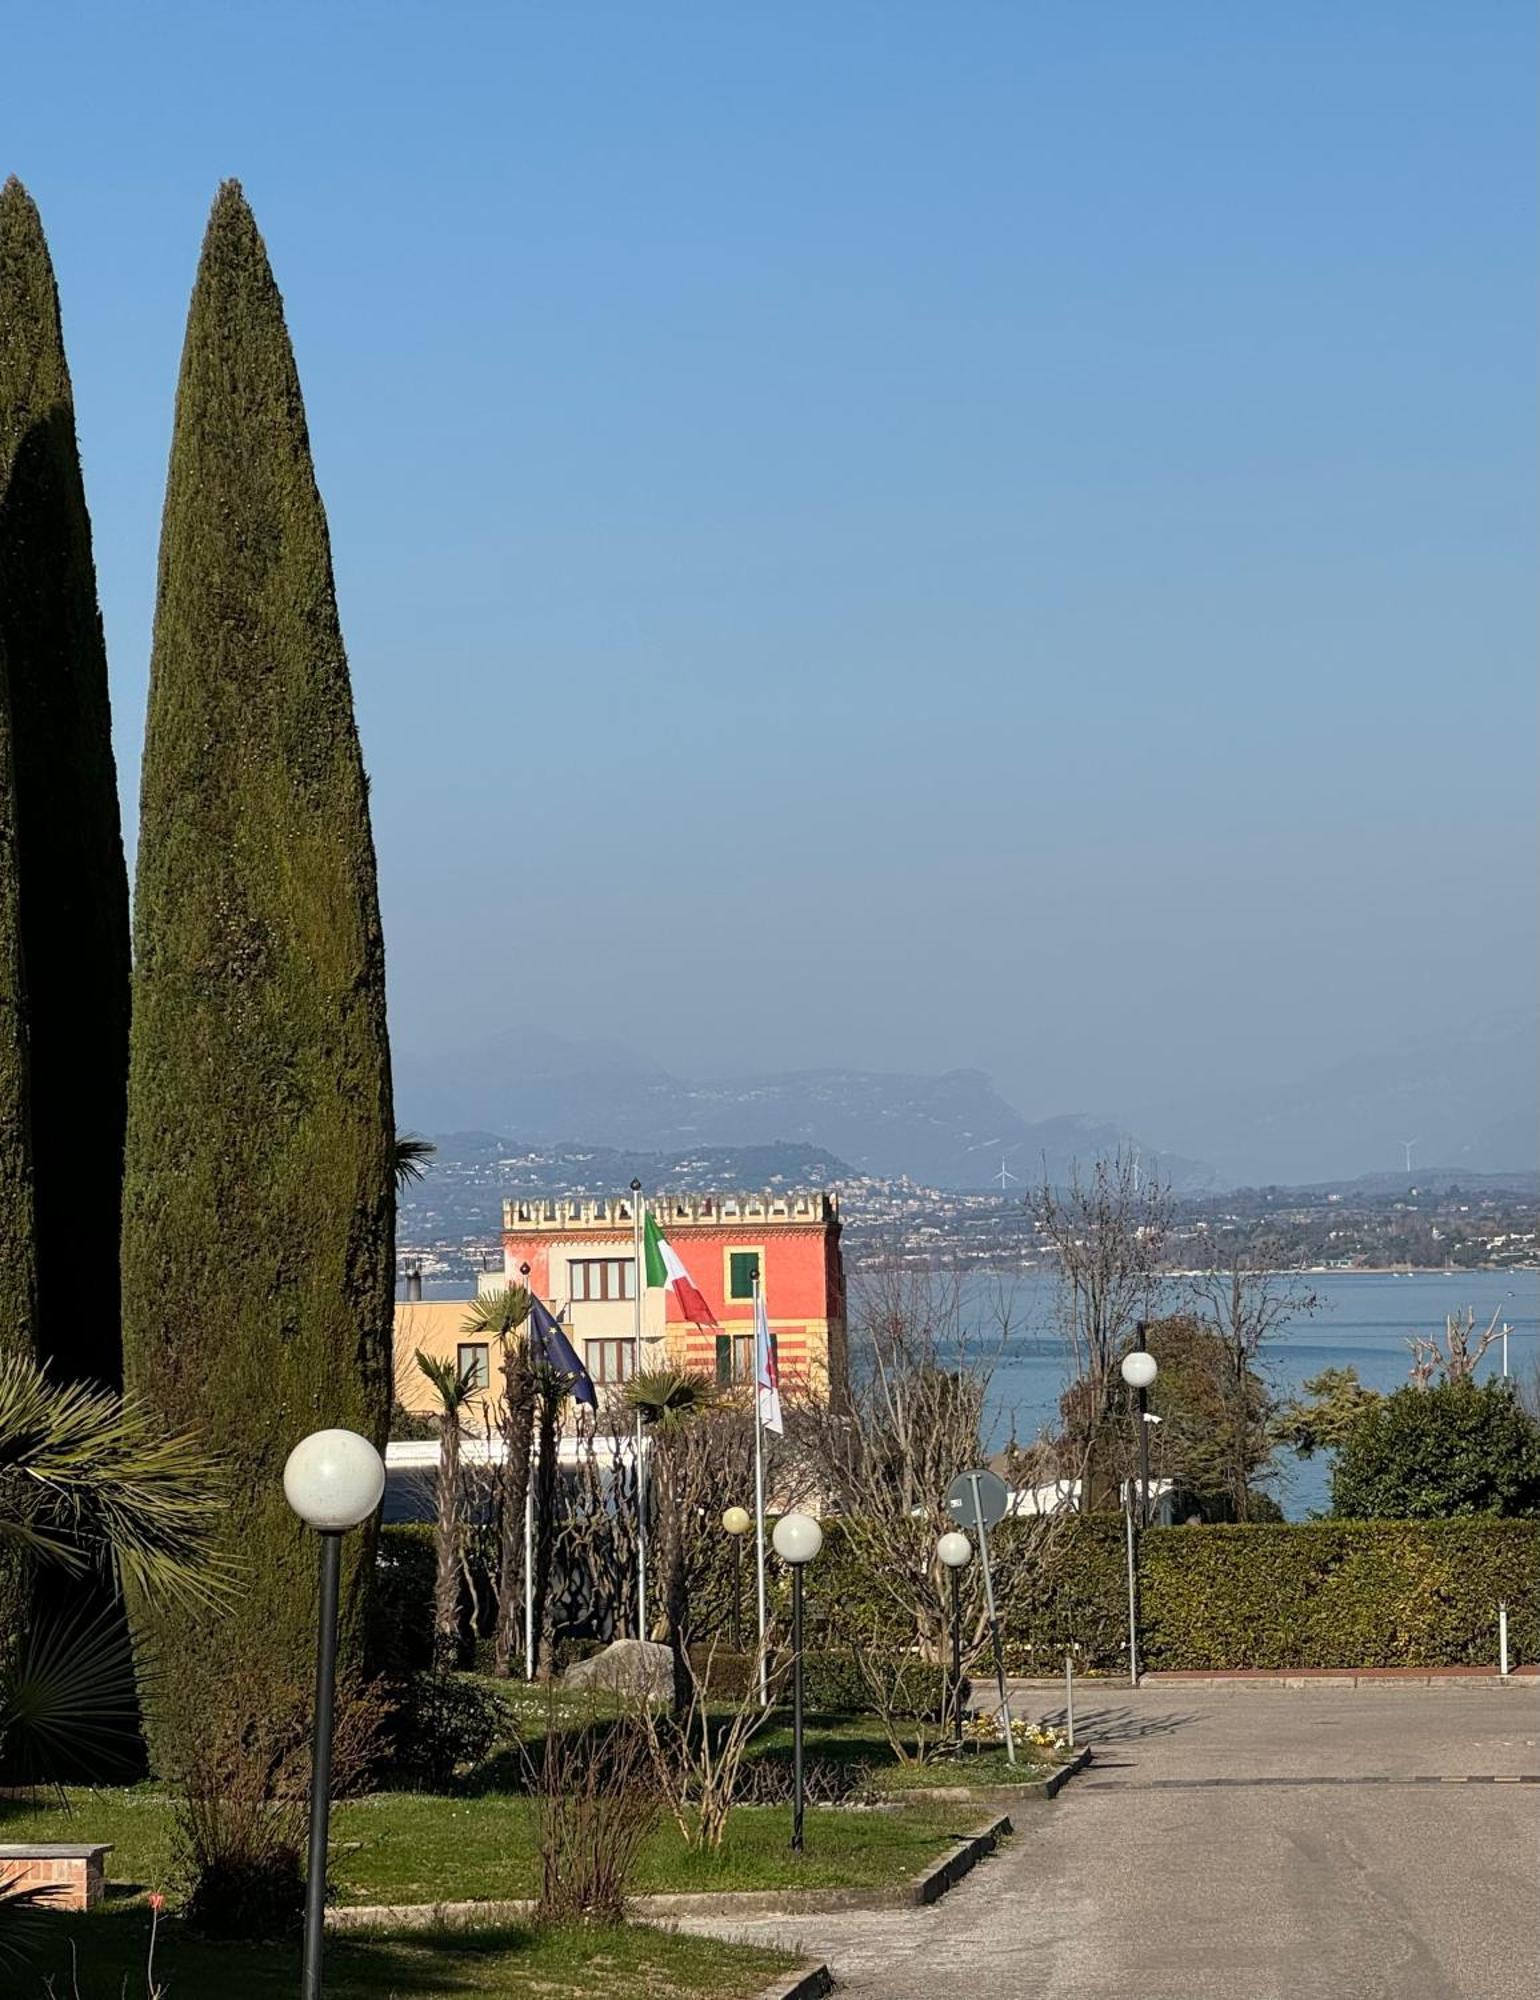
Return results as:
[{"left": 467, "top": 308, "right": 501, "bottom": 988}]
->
[
  {"left": 995, "top": 1156, "right": 1020, "bottom": 1192},
  {"left": 1401, "top": 1138, "right": 1418, "bottom": 1175}
]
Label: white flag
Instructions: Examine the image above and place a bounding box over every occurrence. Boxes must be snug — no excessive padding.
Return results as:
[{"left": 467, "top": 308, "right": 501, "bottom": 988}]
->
[{"left": 754, "top": 1287, "right": 783, "bottom": 1435}]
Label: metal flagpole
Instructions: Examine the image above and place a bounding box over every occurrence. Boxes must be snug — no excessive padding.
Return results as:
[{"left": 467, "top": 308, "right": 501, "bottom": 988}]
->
[
  {"left": 752, "top": 1276, "right": 770, "bottom": 1706},
  {"left": 523, "top": 1466, "right": 535, "bottom": 1679},
  {"left": 631, "top": 1180, "right": 647, "bottom": 1641}
]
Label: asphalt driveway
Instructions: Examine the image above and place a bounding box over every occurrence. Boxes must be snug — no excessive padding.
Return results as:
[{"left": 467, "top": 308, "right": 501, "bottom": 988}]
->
[{"left": 682, "top": 1683, "right": 1540, "bottom": 1999}]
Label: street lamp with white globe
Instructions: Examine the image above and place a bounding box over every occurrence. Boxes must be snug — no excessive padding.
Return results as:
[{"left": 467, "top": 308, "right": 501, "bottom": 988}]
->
[
  {"left": 937, "top": 1530, "right": 973, "bottom": 1744},
  {"left": 284, "top": 1428, "right": 385, "bottom": 2000},
  {"left": 1119, "top": 1334, "right": 1159, "bottom": 1527},
  {"left": 772, "top": 1512, "right": 823, "bottom": 1852},
  {"left": 722, "top": 1505, "right": 752, "bottom": 1650}
]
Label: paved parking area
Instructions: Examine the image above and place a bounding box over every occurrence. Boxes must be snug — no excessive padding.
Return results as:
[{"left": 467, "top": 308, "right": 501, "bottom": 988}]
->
[{"left": 683, "top": 1684, "right": 1540, "bottom": 1999}]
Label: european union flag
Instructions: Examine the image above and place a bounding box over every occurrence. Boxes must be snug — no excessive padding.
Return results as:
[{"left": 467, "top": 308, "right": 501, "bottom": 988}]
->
[{"left": 528, "top": 1296, "right": 597, "bottom": 1408}]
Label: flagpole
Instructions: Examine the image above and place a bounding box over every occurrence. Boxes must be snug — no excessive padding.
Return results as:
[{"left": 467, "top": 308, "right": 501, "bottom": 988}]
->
[
  {"left": 752, "top": 1275, "right": 770, "bottom": 1706},
  {"left": 631, "top": 1180, "right": 647, "bottom": 1642}
]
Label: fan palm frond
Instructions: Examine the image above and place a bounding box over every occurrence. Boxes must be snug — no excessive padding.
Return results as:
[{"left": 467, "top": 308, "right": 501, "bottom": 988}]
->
[
  {"left": 623, "top": 1367, "right": 720, "bottom": 1431},
  {"left": 414, "top": 1349, "right": 479, "bottom": 1417},
  {"left": 0, "top": 1353, "right": 230, "bottom": 1609},
  {"left": 0, "top": 1606, "right": 143, "bottom": 1786},
  {"left": 461, "top": 1285, "right": 533, "bottom": 1340},
  {"left": 393, "top": 1132, "right": 436, "bottom": 1190}
]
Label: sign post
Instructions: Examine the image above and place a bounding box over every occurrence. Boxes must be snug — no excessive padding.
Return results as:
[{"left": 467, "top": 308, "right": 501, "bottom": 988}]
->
[{"left": 945, "top": 1469, "right": 1015, "bottom": 1766}]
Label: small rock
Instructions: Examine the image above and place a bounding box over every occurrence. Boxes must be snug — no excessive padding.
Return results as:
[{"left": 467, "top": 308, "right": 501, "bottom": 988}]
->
[{"left": 560, "top": 1638, "right": 673, "bottom": 1699}]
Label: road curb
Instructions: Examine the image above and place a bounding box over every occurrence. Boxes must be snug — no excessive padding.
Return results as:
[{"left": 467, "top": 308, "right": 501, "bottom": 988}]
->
[
  {"left": 907, "top": 1813, "right": 1011, "bottom": 1904},
  {"left": 752, "top": 1960, "right": 833, "bottom": 2000}
]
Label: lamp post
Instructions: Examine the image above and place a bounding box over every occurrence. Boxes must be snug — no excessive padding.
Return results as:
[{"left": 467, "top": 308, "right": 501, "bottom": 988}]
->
[
  {"left": 722, "top": 1506, "right": 752, "bottom": 1651},
  {"left": 1118, "top": 1336, "right": 1158, "bottom": 1689},
  {"left": 937, "top": 1531, "right": 972, "bottom": 1745},
  {"left": 772, "top": 1512, "right": 823, "bottom": 1852},
  {"left": 284, "top": 1428, "right": 386, "bottom": 2000},
  {"left": 1120, "top": 1330, "right": 1159, "bottom": 1528}
]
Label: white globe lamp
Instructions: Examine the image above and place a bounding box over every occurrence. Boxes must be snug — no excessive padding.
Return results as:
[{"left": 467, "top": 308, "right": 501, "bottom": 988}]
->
[
  {"left": 283, "top": 1428, "right": 385, "bottom": 1531},
  {"left": 722, "top": 1505, "right": 753, "bottom": 1537},
  {"left": 937, "top": 1530, "right": 973, "bottom": 1569},
  {"left": 1120, "top": 1350, "right": 1158, "bottom": 1391},
  {"left": 772, "top": 1512, "right": 824, "bottom": 1566}
]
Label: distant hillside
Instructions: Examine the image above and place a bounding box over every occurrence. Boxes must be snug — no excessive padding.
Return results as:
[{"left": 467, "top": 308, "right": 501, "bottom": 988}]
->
[
  {"left": 394, "top": 1033, "right": 1210, "bottom": 1190},
  {"left": 396, "top": 1134, "right": 855, "bottom": 1247}
]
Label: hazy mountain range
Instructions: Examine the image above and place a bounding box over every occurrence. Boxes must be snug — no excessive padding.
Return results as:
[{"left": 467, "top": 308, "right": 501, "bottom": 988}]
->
[
  {"left": 394, "top": 1010, "right": 1537, "bottom": 1193},
  {"left": 395, "top": 1032, "right": 1201, "bottom": 1189}
]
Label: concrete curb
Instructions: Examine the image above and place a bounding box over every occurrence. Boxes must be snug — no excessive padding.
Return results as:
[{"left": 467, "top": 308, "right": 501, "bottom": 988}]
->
[
  {"left": 752, "top": 1961, "right": 833, "bottom": 2000},
  {"left": 882, "top": 1746, "right": 1093, "bottom": 1806},
  {"left": 328, "top": 1814, "right": 1013, "bottom": 1932}
]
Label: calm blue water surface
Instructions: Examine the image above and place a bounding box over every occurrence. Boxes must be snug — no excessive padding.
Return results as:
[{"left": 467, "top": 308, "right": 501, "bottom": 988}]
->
[{"left": 967, "top": 1269, "right": 1539, "bottom": 1518}]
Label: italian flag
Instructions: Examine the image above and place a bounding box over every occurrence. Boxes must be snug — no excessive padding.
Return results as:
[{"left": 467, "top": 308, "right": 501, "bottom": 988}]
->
[{"left": 643, "top": 1211, "right": 718, "bottom": 1326}]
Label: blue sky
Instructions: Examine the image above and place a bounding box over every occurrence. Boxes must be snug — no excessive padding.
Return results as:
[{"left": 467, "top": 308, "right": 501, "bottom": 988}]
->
[{"left": 8, "top": 3, "right": 1535, "bottom": 1129}]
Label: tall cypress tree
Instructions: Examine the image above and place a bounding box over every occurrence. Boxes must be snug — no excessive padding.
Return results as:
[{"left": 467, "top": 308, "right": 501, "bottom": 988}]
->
[
  {"left": 0, "top": 179, "right": 130, "bottom": 1390},
  {"left": 122, "top": 184, "right": 394, "bottom": 1744}
]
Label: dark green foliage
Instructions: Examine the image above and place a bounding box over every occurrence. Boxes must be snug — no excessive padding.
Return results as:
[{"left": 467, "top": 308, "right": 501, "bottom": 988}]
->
[
  {"left": 369, "top": 1525, "right": 437, "bottom": 1676},
  {"left": 0, "top": 179, "right": 130, "bottom": 1392},
  {"left": 380, "top": 1671, "right": 512, "bottom": 1790},
  {"left": 1275, "top": 1365, "right": 1384, "bottom": 1458},
  {"left": 800, "top": 1651, "right": 951, "bottom": 1720},
  {"left": 1138, "top": 1520, "right": 1538, "bottom": 1668},
  {"left": 800, "top": 1515, "right": 1537, "bottom": 1672},
  {"left": 121, "top": 183, "right": 394, "bottom": 1758},
  {"left": 0, "top": 640, "right": 32, "bottom": 1662},
  {"left": 1330, "top": 1382, "right": 1540, "bottom": 1520}
]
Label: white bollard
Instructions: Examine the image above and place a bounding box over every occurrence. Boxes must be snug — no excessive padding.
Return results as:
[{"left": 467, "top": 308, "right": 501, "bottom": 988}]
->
[
  {"left": 1499, "top": 1603, "right": 1509, "bottom": 1678},
  {"left": 1065, "top": 1650, "right": 1075, "bottom": 1748}
]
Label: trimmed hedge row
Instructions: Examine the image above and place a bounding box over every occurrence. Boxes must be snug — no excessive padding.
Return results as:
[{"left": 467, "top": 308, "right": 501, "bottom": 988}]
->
[
  {"left": 378, "top": 1516, "right": 1539, "bottom": 1679},
  {"left": 800, "top": 1517, "right": 1537, "bottom": 1674}
]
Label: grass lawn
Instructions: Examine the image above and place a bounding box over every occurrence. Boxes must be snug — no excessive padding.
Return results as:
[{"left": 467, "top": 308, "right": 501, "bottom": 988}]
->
[
  {"left": 21, "top": 1911, "right": 791, "bottom": 1998},
  {"left": 743, "top": 1713, "right": 1067, "bottom": 1789},
  {"left": 0, "top": 1785, "right": 980, "bottom": 1908}
]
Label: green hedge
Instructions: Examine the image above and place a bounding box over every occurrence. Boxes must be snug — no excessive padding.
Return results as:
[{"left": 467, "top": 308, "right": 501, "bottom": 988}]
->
[
  {"left": 800, "top": 1517, "right": 1537, "bottom": 1674},
  {"left": 1138, "top": 1520, "right": 1538, "bottom": 1670},
  {"left": 381, "top": 1516, "right": 1540, "bottom": 1682}
]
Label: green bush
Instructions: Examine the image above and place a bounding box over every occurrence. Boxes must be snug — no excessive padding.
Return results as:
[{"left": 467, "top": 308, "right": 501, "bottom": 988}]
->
[
  {"left": 1138, "top": 1519, "right": 1538, "bottom": 1670},
  {"left": 380, "top": 1672, "right": 512, "bottom": 1790},
  {"left": 801, "top": 1514, "right": 1539, "bottom": 1674},
  {"left": 369, "top": 1525, "right": 436, "bottom": 1677},
  {"left": 801, "top": 1650, "right": 951, "bottom": 1719},
  {"left": 1330, "top": 1384, "right": 1540, "bottom": 1520}
]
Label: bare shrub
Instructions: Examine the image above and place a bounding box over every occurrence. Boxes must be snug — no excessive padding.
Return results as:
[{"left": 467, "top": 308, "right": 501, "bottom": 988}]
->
[
  {"left": 167, "top": 1667, "right": 390, "bottom": 1940},
  {"left": 531, "top": 1695, "right": 659, "bottom": 1924},
  {"left": 638, "top": 1634, "right": 787, "bottom": 1849}
]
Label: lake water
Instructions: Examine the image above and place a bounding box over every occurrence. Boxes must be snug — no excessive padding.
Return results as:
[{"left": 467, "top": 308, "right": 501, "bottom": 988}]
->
[
  {"left": 416, "top": 1265, "right": 1539, "bottom": 1519},
  {"left": 968, "top": 1269, "right": 1539, "bottom": 1517}
]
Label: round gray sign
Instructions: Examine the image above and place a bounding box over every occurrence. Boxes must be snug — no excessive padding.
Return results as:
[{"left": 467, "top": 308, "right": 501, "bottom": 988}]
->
[{"left": 945, "top": 1468, "right": 1009, "bottom": 1531}]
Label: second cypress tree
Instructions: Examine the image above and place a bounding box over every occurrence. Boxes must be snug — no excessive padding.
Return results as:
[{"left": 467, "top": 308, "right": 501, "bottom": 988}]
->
[
  {"left": 122, "top": 184, "right": 394, "bottom": 1752},
  {"left": 0, "top": 179, "right": 131, "bottom": 1391}
]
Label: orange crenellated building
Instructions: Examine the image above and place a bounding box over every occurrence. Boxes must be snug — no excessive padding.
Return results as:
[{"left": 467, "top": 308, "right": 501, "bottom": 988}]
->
[
  {"left": 394, "top": 1190, "right": 848, "bottom": 1424},
  {"left": 497, "top": 1189, "right": 848, "bottom": 1402}
]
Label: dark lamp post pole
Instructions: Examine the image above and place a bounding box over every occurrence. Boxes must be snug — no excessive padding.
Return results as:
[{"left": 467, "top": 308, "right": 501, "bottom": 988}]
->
[{"left": 283, "top": 1429, "right": 385, "bottom": 2000}]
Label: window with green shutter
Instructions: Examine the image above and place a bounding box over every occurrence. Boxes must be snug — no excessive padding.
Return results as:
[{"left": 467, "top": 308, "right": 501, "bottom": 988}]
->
[{"left": 728, "top": 1250, "right": 761, "bottom": 1300}]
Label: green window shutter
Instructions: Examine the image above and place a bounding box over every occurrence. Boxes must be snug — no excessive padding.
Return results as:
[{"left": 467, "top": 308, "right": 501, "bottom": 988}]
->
[
  {"left": 729, "top": 1250, "right": 760, "bottom": 1299},
  {"left": 715, "top": 1334, "right": 733, "bottom": 1385}
]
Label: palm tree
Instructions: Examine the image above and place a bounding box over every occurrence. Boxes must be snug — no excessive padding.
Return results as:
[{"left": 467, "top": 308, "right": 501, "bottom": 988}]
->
[
  {"left": 624, "top": 1367, "right": 720, "bottom": 1710},
  {"left": 414, "top": 1350, "right": 479, "bottom": 1671},
  {"left": 460, "top": 1286, "right": 534, "bottom": 1677},
  {"left": 0, "top": 1351, "right": 224, "bottom": 1950},
  {"left": 392, "top": 1133, "right": 436, "bottom": 1191}
]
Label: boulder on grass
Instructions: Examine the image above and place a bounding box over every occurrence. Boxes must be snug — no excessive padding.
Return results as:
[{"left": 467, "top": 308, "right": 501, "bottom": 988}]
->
[{"left": 560, "top": 1639, "right": 673, "bottom": 1700}]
